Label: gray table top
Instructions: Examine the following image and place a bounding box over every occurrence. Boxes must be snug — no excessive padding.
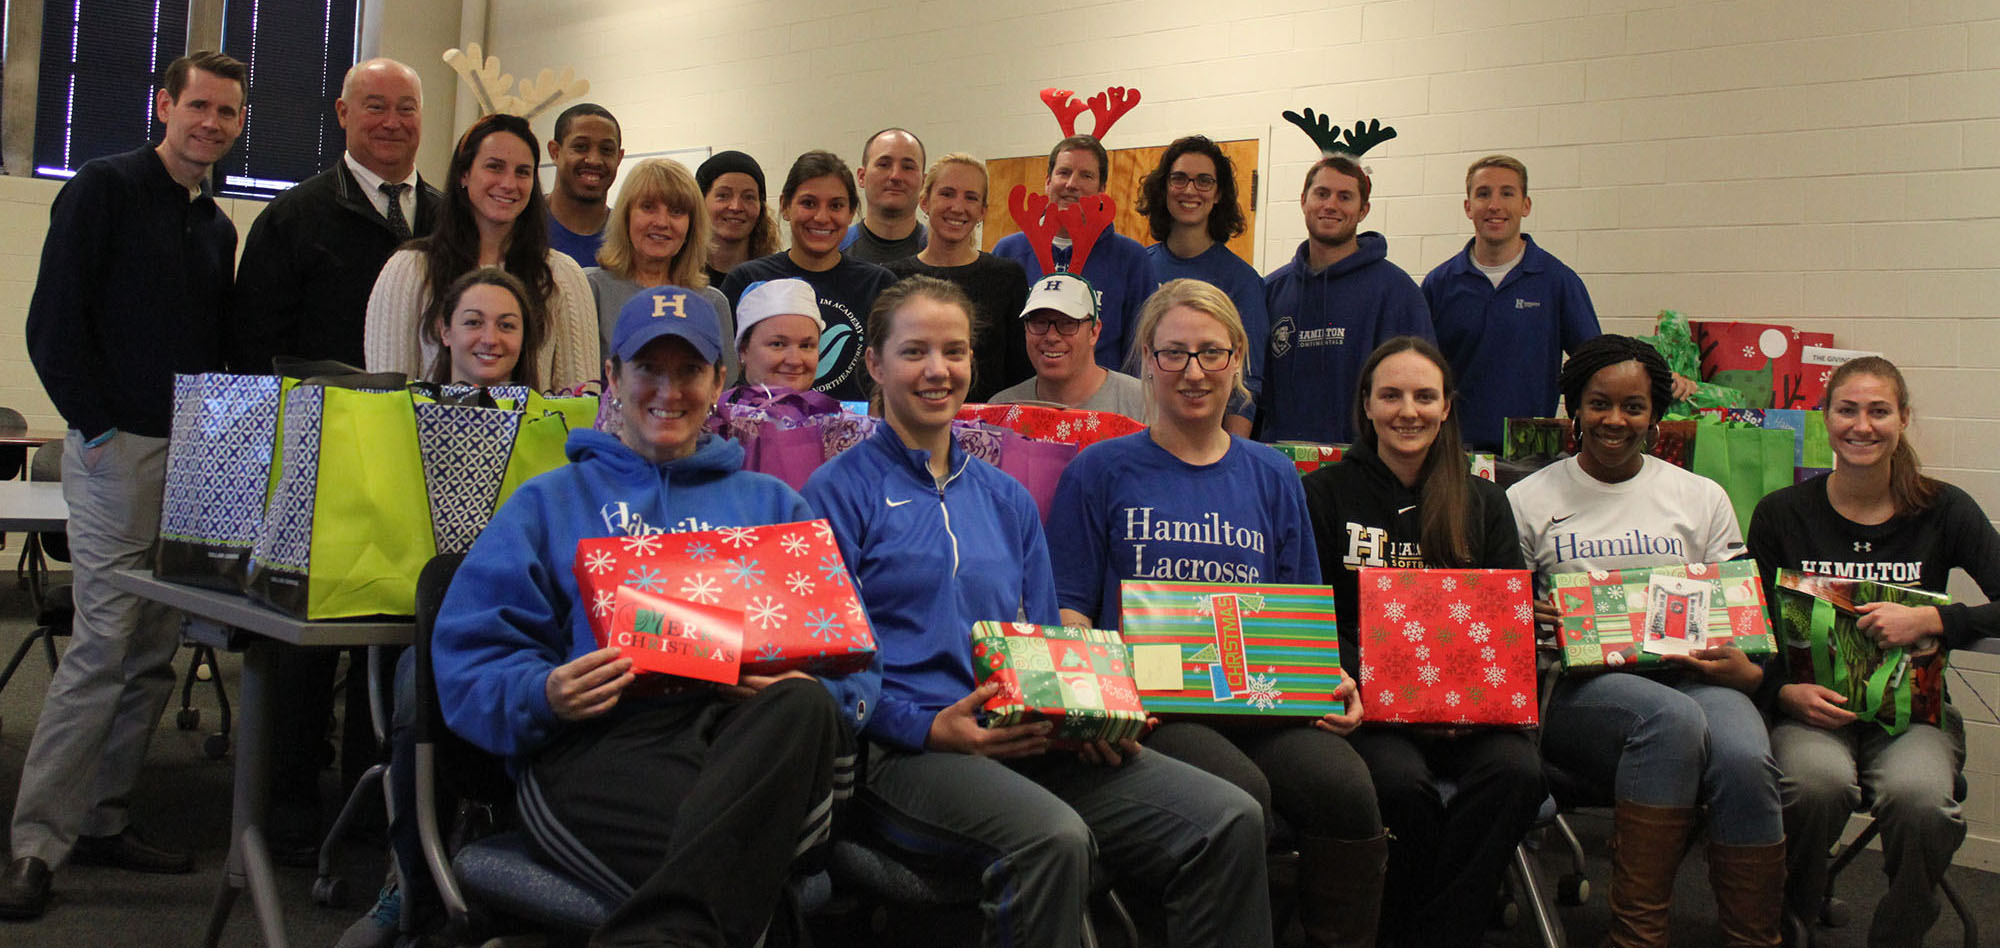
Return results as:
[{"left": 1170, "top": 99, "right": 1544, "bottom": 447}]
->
[
  {"left": 105, "top": 569, "right": 413, "bottom": 647},
  {"left": 0, "top": 480, "right": 67, "bottom": 531}
]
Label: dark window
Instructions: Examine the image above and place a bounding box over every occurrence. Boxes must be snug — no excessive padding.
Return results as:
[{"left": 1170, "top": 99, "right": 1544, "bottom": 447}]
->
[
  {"left": 215, "top": 0, "right": 358, "bottom": 199},
  {"left": 33, "top": 1, "right": 193, "bottom": 180}
]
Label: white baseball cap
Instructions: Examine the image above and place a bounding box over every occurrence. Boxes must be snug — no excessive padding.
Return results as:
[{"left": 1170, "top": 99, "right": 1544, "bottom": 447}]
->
[
  {"left": 733, "top": 278, "right": 825, "bottom": 345},
  {"left": 1018, "top": 272, "right": 1098, "bottom": 322}
]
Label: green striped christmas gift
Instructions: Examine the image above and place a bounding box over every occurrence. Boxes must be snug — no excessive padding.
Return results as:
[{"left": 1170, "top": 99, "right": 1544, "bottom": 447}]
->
[{"left": 1118, "top": 581, "right": 1344, "bottom": 719}]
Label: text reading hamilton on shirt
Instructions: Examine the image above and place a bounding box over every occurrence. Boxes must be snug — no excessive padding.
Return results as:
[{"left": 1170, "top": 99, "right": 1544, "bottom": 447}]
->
[
  {"left": 1551, "top": 529, "right": 1685, "bottom": 564},
  {"left": 1124, "top": 507, "right": 1268, "bottom": 583}
]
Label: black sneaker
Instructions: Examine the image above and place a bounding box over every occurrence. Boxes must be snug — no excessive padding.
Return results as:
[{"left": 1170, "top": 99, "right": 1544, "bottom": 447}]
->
[
  {"left": 0, "top": 857, "right": 52, "bottom": 920},
  {"left": 69, "top": 830, "right": 194, "bottom": 874}
]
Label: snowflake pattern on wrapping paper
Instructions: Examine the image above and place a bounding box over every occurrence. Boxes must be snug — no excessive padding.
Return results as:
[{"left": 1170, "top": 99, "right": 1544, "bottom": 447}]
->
[
  {"left": 1483, "top": 665, "right": 1508, "bottom": 686},
  {"left": 1468, "top": 622, "right": 1491, "bottom": 643},
  {"left": 1418, "top": 664, "right": 1441, "bottom": 685},
  {"left": 818, "top": 555, "right": 850, "bottom": 586},
  {"left": 1507, "top": 576, "right": 1524, "bottom": 593},
  {"left": 1513, "top": 603, "right": 1534, "bottom": 623},
  {"left": 1448, "top": 601, "right": 1471, "bottom": 622},
  {"left": 725, "top": 557, "right": 765, "bottom": 588},
  {"left": 812, "top": 521, "right": 835, "bottom": 543},
  {"left": 1442, "top": 576, "right": 1458, "bottom": 591},
  {"left": 780, "top": 533, "right": 810, "bottom": 557},
  {"left": 1402, "top": 620, "right": 1426, "bottom": 642},
  {"left": 756, "top": 643, "right": 785, "bottom": 663},
  {"left": 1731, "top": 609, "right": 1758, "bottom": 635},
  {"left": 805, "top": 608, "right": 843, "bottom": 642},
  {"left": 590, "top": 590, "right": 615, "bottom": 618},
  {"left": 747, "top": 596, "right": 787, "bottom": 630},
  {"left": 1056, "top": 420, "right": 1073, "bottom": 440},
  {"left": 845, "top": 599, "right": 869, "bottom": 624},
  {"left": 684, "top": 540, "right": 716, "bottom": 563},
  {"left": 583, "top": 550, "right": 616, "bottom": 575},
  {"left": 1084, "top": 413, "right": 1100, "bottom": 431},
  {"left": 1379, "top": 689, "right": 1395, "bottom": 707},
  {"left": 1481, "top": 645, "right": 1496, "bottom": 663},
  {"left": 1511, "top": 692, "right": 1528, "bottom": 708},
  {"left": 679, "top": 574, "right": 722, "bottom": 604},
  {"left": 1383, "top": 600, "right": 1407, "bottom": 621},
  {"left": 1446, "top": 690, "right": 1461, "bottom": 706},
  {"left": 626, "top": 565, "right": 666, "bottom": 592},
  {"left": 785, "top": 571, "right": 815, "bottom": 596},
  {"left": 1360, "top": 663, "right": 1375, "bottom": 684},
  {"left": 1376, "top": 574, "right": 1394, "bottom": 590},
  {"left": 1414, "top": 644, "right": 1431, "bottom": 662},
  {"left": 1244, "top": 673, "right": 1283, "bottom": 711},
  {"left": 1741, "top": 344, "right": 1757, "bottom": 357},
  {"left": 718, "top": 526, "right": 759, "bottom": 549},
  {"left": 621, "top": 534, "right": 662, "bottom": 556}
]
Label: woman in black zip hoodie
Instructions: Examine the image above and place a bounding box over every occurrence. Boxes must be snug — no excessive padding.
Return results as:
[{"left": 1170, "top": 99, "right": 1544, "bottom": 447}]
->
[{"left": 1301, "top": 336, "right": 1545, "bottom": 947}]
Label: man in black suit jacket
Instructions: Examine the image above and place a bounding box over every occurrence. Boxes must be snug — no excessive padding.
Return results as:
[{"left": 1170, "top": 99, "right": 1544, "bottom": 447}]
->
[{"left": 228, "top": 57, "right": 442, "bottom": 371}]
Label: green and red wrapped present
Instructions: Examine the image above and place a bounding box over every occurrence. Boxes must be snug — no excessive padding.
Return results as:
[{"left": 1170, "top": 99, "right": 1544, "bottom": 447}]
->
[
  {"left": 1551, "top": 561, "right": 1775, "bottom": 671},
  {"left": 1774, "top": 570, "right": 1949, "bottom": 736},
  {"left": 1119, "top": 581, "right": 1344, "bottom": 718},
  {"left": 1692, "top": 321, "right": 1835, "bottom": 410},
  {"left": 1270, "top": 442, "right": 1343, "bottom": 475},
  {"left": 1356, "top": 569, "right": 1538, "bottom": 727},
  {"left": 957, "top": 402, "right": 1145, "bottom": 448},
  {"left": 971, "top": 622, "right": 1148, "bottom": 747},
  {"left": 573, "top": 519, "right": 875, "bottom": 679}
]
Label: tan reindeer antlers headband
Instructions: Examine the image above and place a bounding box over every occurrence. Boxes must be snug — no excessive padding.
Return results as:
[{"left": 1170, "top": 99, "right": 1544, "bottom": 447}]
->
[{"left": 443, "top": 44, "right": 591, "bottom": 120}]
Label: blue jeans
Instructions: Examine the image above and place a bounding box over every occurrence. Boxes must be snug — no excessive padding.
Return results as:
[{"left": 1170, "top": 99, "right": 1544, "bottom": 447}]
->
[{"left": 1542, "top": 671, "right": 1781, "bottom": 845}]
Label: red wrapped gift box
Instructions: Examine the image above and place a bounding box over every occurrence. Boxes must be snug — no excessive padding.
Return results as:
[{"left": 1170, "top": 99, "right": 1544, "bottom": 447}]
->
[
  {"left": 1693, "top": 321, "right": 1835, "bottom": 410},
  {"left": 1355, "top": 569, "right": 1538, "bottom": 727},
  {"left": 958, "top": 403, "right": 1145, "bottom": 448},
  {"left": 971, "top": 622, "right": 1149, "bottom": 748},
  {"left": 573, "top": 519, "right": 875, "bottom": 678}
]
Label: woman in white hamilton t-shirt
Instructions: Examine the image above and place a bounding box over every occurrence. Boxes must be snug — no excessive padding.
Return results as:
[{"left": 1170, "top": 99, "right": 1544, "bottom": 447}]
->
[{"left": 1507, "top": 334, "right": 1783, "bottom": 947}]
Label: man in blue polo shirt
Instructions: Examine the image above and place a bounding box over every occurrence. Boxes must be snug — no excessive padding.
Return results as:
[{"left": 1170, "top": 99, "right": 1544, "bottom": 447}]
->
[{"left": 1420, "top": 155, "right": 1601, "bottom": 449}]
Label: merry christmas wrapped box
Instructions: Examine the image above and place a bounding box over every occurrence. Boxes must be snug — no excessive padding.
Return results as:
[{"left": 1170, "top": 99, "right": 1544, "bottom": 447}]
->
[
  {"left": 1270, "top": 442, "right": 1343, "bottom": 475},
  {"left": 1356, "top": 569, "right": 1538, "bottom": 727},
  {"left": 957, "top": 402, "right": 1145, "bottom": 448},
  {"left": 1118, "top": 581, "right": 1344, "bottom": 719},
  {"left": 1774, "top": 570, "right": 1949, "bottom": 736},
  {"left": 1551, "top": 561, "right": 1775, "bottom": 671},
  {"left": 573, "top": 519, "right": 875, "bottom": 678},
  {"left": 971, "top": 622, "right": 1148, "bottom": 747}
]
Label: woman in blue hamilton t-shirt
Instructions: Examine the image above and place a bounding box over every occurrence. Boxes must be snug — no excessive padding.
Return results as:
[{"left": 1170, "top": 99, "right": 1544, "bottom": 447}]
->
[{"left": 1046, "top": 278, "right": 1384, "bottom": 948}]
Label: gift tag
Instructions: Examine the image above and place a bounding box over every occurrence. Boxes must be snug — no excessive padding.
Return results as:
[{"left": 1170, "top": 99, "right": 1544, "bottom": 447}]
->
[
  {"left": 1642, "top": 574, "right": 1711, "bottom": 656},
  {"left": 605, "top": 586, "right": 744, "bottom": 684}
]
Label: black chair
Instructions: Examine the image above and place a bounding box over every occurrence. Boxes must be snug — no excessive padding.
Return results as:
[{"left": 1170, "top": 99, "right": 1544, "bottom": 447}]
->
[{"left": 0, "top": 442, "right": 72, "bottom": 729}]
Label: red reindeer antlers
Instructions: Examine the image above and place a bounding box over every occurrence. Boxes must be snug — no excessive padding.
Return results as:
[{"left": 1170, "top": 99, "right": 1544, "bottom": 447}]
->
[
  {"left": 1040, "top": 85, "right": 1142, "bottom": 139},
  {"left": 1007, "top": 186, "right": 1117, "bottom": 275}
]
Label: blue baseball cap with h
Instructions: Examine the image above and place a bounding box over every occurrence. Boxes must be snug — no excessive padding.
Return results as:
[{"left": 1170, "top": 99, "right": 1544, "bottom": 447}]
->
[{"left": 612, "top": 286, "right": 722, "bottom": 364}]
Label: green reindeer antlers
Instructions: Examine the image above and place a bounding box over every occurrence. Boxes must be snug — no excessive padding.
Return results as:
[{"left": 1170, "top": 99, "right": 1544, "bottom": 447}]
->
[{"left": 1281, "top": 110, "right": 1399, "bottom": 157}]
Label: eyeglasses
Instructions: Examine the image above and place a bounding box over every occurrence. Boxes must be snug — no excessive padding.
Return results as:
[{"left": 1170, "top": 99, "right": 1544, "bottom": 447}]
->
[
  {"left": 1025, "top": 316, "right": 1092, "bottom": 336},
  {"left": 1151, "top": 346, "right": 1235, "bottom": 372},
  {"left": 1167, "top": 172, "right": 1218, "bottom": 193}
]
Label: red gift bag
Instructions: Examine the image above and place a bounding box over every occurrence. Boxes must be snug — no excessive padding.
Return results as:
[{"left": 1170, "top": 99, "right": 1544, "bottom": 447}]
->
[
  {"left": 958, "top": 403, "right": 1145, "bottom": 448},
  {"left": 573, "top": 519, "right": 875, "bottom": 678},
  {"left": 1692, "top": 322, "right": 1835, "bottom": 410},
  {"left": 1356, "top": 568, "right": 1539, "bottom": 727}
]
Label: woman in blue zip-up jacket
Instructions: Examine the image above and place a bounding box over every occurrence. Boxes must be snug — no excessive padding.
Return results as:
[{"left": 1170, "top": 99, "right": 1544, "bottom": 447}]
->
[
  {"left": 804, "top": 276, "right": 1271, "bottom": 948},
  {"left": 432, "top": 286, "right": 873, "bottom": 948}
]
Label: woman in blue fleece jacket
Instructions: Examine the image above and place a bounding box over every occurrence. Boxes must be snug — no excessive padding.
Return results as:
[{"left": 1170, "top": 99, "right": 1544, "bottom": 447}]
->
[
  {"left": 431, "top": 286, "right": 874, "bottom": 948},
  {"left": 803, "top": 276, "right": 1272, "bottom": 948}
]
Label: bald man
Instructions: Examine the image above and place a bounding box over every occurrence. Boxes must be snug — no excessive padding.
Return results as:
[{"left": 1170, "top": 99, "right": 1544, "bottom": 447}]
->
[{"left": 228, "top": 57, "right": 444, "bottom": 370}]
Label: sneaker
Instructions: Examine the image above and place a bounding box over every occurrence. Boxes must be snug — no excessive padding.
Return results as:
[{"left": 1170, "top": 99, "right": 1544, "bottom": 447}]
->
[{"left": 333, "top": 881, "right": 401, "bottom": 948}]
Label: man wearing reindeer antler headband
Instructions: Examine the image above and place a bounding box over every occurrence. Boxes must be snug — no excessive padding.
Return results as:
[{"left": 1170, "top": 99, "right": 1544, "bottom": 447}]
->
[
  {"left": 1261, "top": 115, "right": 1433, "bottom": 445},
  {"left": 994, "top": 87, "right": 1156, "bottom": 372}
]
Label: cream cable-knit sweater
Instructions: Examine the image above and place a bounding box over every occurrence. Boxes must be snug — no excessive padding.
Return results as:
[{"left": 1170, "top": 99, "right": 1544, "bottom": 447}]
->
[{"left": 363, "top": 248, "right": 598, "bottom": 390}]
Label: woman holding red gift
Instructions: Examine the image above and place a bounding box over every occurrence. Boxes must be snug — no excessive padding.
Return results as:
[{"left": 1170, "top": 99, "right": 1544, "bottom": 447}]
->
[
  {"left": 1749, "top": 355, "right": 2000, "bottom": 944},
  {"left": 1300, "top": 336, "right": 1545, "bottom": 947},
  {"left": 804, "top": 276, "right": 1272, "bottom": 948},
  {"left": 1046, "top": 278, "right": 1381, "bottom": 948},
  {"left": 1508, "top": 334, "right": 1783, "bottom": 947},
  {"left": 430, "top": 285, "right": 875, "bottom": 947}
]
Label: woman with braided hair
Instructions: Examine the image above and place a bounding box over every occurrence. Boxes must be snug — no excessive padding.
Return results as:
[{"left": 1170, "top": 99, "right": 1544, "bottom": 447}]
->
[{"left": 1507, "top": 334, "right": 1784, "bottom": 947}]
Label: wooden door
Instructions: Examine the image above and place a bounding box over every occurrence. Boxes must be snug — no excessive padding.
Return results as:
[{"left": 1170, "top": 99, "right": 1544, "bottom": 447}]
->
[{"left": 980, "top": 138, "right": 1260, "bottom": 266}]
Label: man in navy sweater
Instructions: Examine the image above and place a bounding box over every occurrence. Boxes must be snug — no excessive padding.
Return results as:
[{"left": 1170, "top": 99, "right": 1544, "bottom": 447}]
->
[
  {"left": 1260, "top": 153, "right": 1432, "bottom": 445},
  {"left": 5, "top": 51, "right": 247, "bottom": 921},
  {"left": 1421, "top": 155, "right": 1601, "bottom": 449}
]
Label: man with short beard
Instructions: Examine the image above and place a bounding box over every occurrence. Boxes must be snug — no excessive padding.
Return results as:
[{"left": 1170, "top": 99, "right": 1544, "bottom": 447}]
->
[{"left": 1259, "top": 153, "right": 1432, "bottom": 445}]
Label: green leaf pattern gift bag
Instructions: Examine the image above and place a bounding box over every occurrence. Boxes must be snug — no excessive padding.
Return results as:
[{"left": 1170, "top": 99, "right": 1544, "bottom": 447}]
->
[{"left": 1774, "top": 570, "right": 1950, "bottom": 736}]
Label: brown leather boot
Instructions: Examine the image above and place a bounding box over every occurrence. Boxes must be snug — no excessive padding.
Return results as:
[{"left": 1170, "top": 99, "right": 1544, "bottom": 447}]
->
[
  {"left": 1708, "top": 839, "right": 1785, "bottom": 947},
  {"left": 1297, "top": 833, "right": 1388, "bottom": 948},
  {"left": 1606, "top": 801, "right": 1697, "bottom": 948}
]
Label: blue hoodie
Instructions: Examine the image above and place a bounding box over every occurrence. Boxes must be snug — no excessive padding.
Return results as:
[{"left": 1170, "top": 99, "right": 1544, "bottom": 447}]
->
[
  {"left": 802, "top": 423, "right": 1059, "bottom": 752},
  {"left": 433, "top": 428, "right": 880, "bottom": 771},
  {"left": 1259, "top": 233, "right": 1433, "bottom": 444}
]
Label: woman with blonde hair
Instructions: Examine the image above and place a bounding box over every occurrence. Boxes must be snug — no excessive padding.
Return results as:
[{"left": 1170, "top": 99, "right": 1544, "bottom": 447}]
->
[
  {"left": 586, "top": 157, "right": 736, "bottom": 378},
  {"left": 1047, "top": 278, "right": 1382, "bottom": 948},
  {"left": 883, "top": 152, "right": 1029, "bottom": 401}
]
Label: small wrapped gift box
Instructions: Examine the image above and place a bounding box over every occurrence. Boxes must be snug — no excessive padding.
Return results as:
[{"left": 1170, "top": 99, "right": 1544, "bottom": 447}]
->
[
  {"left": 971, "top": 622, "right": 1148, "bottom": 747},
  {"left": 1270, "top": 442, "right": 1343, "bottom": 475},
  {"left": 1774, "top": 570, "right": 1949, "bottom": 736},
  {"left": 1551, "top": 561, "right": 1775, "bottom": 671},
  {"left": 1119, "top": 581, "right": 1344, "bottom": 719},
  {"left": 1691, "top": 321, "right": 1836, "bottom": 410},
  {"left": 1356, "top": 569, "right": 1538, "bottom": 727},
  {"left": 957, "top": 402, "right": 1145, "bottom": 447},
  {"left": 573, "top": 520, "right": 875, "bottom": 678}
]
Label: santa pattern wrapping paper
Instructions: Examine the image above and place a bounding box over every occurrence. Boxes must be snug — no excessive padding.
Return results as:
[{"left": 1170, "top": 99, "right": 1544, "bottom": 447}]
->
[
  {"left": 1551, "top": 561, "right": 1774, "bottom": 672},
  {"left": 1356, "top": 568, "right": 1539, "bottom": 727},
  {"left": 971, "top": 622, "right": 1148, "bottom": 747},
  {"left": 573, "top": 519, "right": 876, "bottom": 678}
]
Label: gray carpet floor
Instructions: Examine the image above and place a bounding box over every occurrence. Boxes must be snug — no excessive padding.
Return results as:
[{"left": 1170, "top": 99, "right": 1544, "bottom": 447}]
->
[{"left": 0, "top": 568, "right": 1990, "bottom": 947}]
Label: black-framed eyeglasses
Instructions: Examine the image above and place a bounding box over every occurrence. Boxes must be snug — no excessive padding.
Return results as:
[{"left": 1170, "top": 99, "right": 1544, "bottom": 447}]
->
[
  {"left": 1025, "top": 316, "right": 1092, "bottom": 336},
  {"left": 1167, "top": 172, "right": 1218, "bottom": 192},
  {"left": 1151, "top": 346, "right": 1235, "bottom": 372}
]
